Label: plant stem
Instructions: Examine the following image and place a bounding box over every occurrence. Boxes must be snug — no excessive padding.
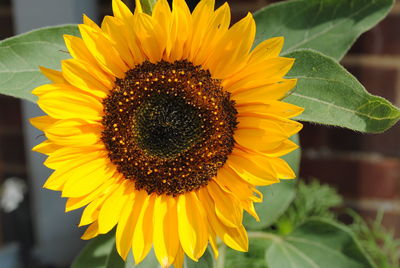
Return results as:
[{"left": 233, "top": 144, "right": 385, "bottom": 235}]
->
[
  {"left": 248, "top": 231, "right": 281, "bottom": 242},
  {"left": 216, "top": 244, "right": 226, "bottom": 268}
]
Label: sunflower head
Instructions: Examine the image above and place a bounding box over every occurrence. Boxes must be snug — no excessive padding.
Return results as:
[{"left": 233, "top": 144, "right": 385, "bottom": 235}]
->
[{"left": 30, "top": 0, "right": 303, "bottom": 267}]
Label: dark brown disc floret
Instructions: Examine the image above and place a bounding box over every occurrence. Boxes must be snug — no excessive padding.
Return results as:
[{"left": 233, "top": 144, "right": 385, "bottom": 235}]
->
[{"left": 101, "top": 60, "right": 237, "bottom": 196}]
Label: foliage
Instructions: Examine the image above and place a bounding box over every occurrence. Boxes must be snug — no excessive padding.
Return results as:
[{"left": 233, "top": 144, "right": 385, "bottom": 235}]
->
[
  {"left": 273, "top": 180, "right": 343, "bottom": 235},
  {"left": 225, "top": 182, "right": 376, "bottom": 268},
  {"left": 0, "top": 25, "right": 78, "bottom": 102},
  {"left": 349, "top": 210, "right": 400, "bottom": 268},
  {"left": 253, "top": 0, "right": 394, "bottom": 60},
  {"left": 285, "top": 49, "right": 400, "bottom": 133}
]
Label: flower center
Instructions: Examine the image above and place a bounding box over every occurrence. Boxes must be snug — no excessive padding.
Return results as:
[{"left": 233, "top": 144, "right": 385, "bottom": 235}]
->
[{"left": 101, "top": 60, "right": 237, "bottom": 196}]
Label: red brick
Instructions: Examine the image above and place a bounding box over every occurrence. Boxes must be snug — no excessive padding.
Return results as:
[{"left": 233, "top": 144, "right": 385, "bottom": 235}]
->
[
  {"left": 300, "top": 122, "right": 400, "bottom": 158},
  {"left": 300, "top": 123, "right": 361, "bottom": 151},
  {"left": 0, "top": 133, "right": 26, "bottom": 166},
  {"left": 360, "top": 124, "right": 400, "bottom": 157},
  {"left": 0, "top": 10, "right": 13, "bottom": 40},
  {"left": 0, "top": 96, "right": 22, "bottom": 128},
  {"left": 345, "top": 65, "right": 398, "bottom": 103},
  {"left": 350, "top": 13, "right": 400, "bottom": 55},
  {"left": 301, "top": 154, "right": 400, "bottom": 199}
]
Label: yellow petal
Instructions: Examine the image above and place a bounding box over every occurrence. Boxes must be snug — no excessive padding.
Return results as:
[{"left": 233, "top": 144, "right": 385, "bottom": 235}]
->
[
  {"left": 236, "top": 101, "right": 304, "bottom": 119},
  {"left": 32, "top": 140, "right": 61, "bottom": 155},
  {"left": 79, "top": 194, "right": 109, "bottom": 226},
  {"left": 215, "top": 166, "right": 259, "bottom": 202},
  {"left": 132, "top": 193, "right": 155, "bottom": 264},
  {"left": 177, "top": 192, "right": 208, "bottom": 261},
  {"left": 116, "top": 190, "right": 144, "bottom": 260},
  {"left": 226, "top": 151, "right": 278, "bottom": 186},
  {"left": 61, "top": 59, "right": 113, "bottom": 99},
  {"left": 44, "top": 144, "right": 105, "bottom": 170},
  {"left": 238, "top": 114, "right": 303, "bottom": 137},
  {"left": 112, "top": 0, "right": 146, "bottom": 64},
  {"left": 135, "top": 0, "right": 143, "bottom": 14},
  {"left": 192, "top": 2, "right": 230, "bottom": 66},
  {"left": 209, "top": 234, "right": 219, "bottom": 258},
  {"left": 81, "top": 221, "right": 99, "bottom": 240},
  {"left": 235, "top": 115, "right": 302, "bottom": 154},
  {"left": 63, "top": 35, "right": 100, "bottom": 68},
  {"left": 198, "top": 188, "right": 248, "bottom": 252},
  {"left": 249, "top": 37, "right": 284, "bottom": 64},
  {"left": 207, "top": 180, "right": 242, "bottom": 228},
  {"left": 43, "top": 150, "right": 106, "bottom": 190},
  {"left": 61, "top": 156, "right": 116, "bottom": 198},
  {"left": 65, "top": 175, "right": 122, "bottom": 212},
  {"left": 152, "top": 0, "right": 172, "bottom": 41},
  {"left": 172, "top": 246, "right": 184, "bottom": 268},
  {"left": 98, "top": 180, "right": 133, "bottom": 234},
  {"left": 39, "top": 66, "right": 66, "bottom": 84},
  {"left": 113, "top": 0, "right": 134, "bottom": 21},
  {"left": 133, "top": 13, "right": 165, "bottom": 63},
  {"left": 188, "top": 0, "right": 215, "bottom": 61},
  {"left": 44, "top": 119, "right": 102, "bottom": 147},
  {"left": 83, "top": 14, "right": 102, "bottom": 31},
  {"left": 29, "top": 115, "right": 57, "bottom": 131},
  {"left": 101, "top": 16, "right": 135, "bottom": 68},
  {"left": 204, "top": 13, "right": 255, "bottom": 79},
  {"left": 78, "top": 24, "right": 127, "bottom": 78},
  {"left": 167, "top": 0, "right": 192, "bottom": 61},
  {"left": 37, "top": 84, "right": 103, "bottom": 121},
  {"left": 153, "top": 195, "right": 179, "bottom": 267},
  {"left": 269, "top": 157, "right": 296, "bottom": 179},
  {"left": 223, "top": 58, "right": 295, "bottom": 93}
]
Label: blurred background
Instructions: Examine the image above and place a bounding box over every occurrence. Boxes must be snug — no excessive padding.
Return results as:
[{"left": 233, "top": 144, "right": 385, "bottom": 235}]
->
[{"left": 0, "top": 0, "right": 399, "bottom": 267}]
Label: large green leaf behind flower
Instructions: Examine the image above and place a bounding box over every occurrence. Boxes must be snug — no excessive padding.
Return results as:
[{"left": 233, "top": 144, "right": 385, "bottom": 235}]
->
[
  {"left": 254, "top": 0, "right": 394, "bottom": 60},
  {"left": 265, "top": 219, "right": 375, "bottom": 268},
  {"left": 285, "top": 49, "right": 400, "bottom": 133},
  {"left": 0, "top": 25, "right": 78, "bottom": 102},
  {"left": 226, "top": 218, "right": 376, "bottom": 268}
]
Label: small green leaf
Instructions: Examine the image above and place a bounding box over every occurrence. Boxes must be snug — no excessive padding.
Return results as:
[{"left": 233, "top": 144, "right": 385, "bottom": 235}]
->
[
  {"left": 285, "top": 49, "right": 400, "bottom": 133},
  {"left": 185, "top": 248, "right": 215, "bottom": 268},
  {"left": 244, "top": 135, "right": 300, "bottom": 230},
  {"left": 225, "top": 238, "right": 271, "bottom": 268},
  {"left": 72, "top": 232, "right": 160, "bottom": 268},
  {"left": 71, "top": 232, "right": 116, "bottom": 268},
  {"left": 254, "top": 0, "right": 394, "bottom": 60},
  {"left": 128, "top": 249, "right": 159, "bottom": 268},
  {"left": 0, "top": 25, "right": 78, "bottom": 102},
  {"left": 265, "top": 218, "right": 376, "bottom": 268},
  {"left": 140, "top": 0, "right": 157, "bottom": 15}
]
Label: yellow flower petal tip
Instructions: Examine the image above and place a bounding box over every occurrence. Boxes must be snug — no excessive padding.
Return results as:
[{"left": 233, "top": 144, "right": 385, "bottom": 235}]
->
[{"left": 31, "top": 0, "right": 302, "bottom": 266}]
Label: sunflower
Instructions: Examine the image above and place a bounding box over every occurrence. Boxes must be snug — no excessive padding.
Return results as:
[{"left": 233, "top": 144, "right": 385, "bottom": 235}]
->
[{"left": 30, "top": 0, "right": 303, "bottom": 267}]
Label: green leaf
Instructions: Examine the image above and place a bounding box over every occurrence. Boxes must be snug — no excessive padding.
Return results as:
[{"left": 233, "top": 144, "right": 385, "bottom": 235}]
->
[
  {"left": 126, "top": 249, "right": 159, "bottom": 268},
  {"left": 254, "top": 0, "right": 394, "bottom": 60},
  {"left": 265, "top": 218, "right": 376, "bottom": 268},
  {"left": 285, "top": 49, "right": 400, "bottom": 133},
  {"left": 243, "top": 135, "right": 300, "bottom": 230},
  {"left": 72, "top": 232, "right": 160, "bottom": 268},
  {"left": 71, "top": 232, "right": 116, "bottom": 268},
  {"left": 185, "top": 248, "right": 215, "bottom": 268},
  {"left": 0, "top": 25, "right": 78, "bottom": 102},
  {"left": 225, "top": 239, "right": 271, "bottom": 268},
  {"left": 140, "top": 0, "right": 157, "bottom": 15}
]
